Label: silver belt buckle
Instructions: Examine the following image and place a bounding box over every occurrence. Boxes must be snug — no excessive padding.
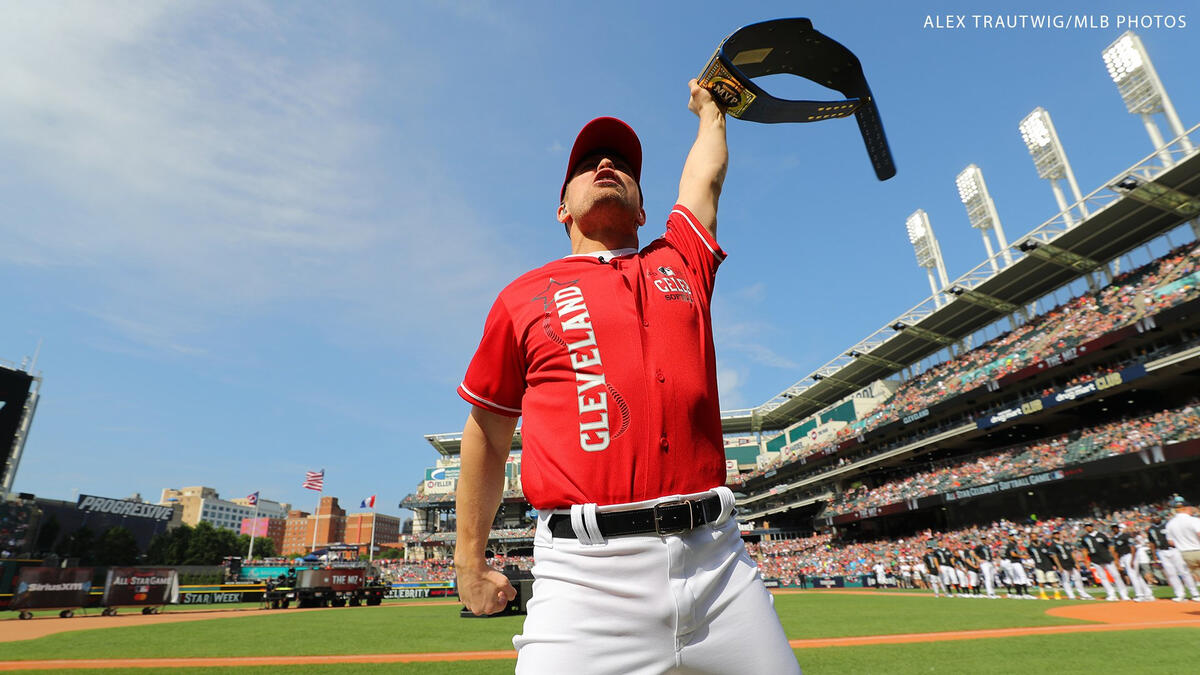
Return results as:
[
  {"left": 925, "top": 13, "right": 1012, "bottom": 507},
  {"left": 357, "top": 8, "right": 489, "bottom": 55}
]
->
[{"left": 653, "top": 499, "right": 694, "bottom": 536}]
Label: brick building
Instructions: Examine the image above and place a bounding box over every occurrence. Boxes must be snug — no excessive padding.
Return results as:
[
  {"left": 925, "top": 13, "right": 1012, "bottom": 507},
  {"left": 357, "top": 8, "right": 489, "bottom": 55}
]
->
[
  {"left": 240, "top": 516, "right": 287, "bottom": 557},
  {"left": 344, "top": 512, "right": 403, "bottom": 556},
  {"left": 280, "top": 496, "right": 402, "bottom": 557}
]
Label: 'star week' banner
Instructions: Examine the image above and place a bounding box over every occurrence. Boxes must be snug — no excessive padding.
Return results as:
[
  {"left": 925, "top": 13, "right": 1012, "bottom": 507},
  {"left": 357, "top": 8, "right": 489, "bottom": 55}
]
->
[
  {"left": 102, "top": 568, "right": 179, "bottom": 607},
  {"left": 10, "top": 567, "right": 94, "bottom": 610},
  {"left": 76, "top": 494, "right": 175, "bottom": 522}
]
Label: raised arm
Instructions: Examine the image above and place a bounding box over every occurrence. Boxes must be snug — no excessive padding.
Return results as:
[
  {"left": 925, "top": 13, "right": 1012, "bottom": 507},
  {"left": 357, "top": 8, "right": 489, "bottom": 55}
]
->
[
  {"left": 677, "top": 79, "right": 728, "bottom": 236},
  {"left": 454, "top": 405, "right": 519, "bottom": 615}
]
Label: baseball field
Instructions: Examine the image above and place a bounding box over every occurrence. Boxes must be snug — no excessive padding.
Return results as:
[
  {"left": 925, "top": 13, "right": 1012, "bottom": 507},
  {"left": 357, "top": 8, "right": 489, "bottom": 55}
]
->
[{"left": 2, "top": 590, "right": 1197, "bottom": 673}]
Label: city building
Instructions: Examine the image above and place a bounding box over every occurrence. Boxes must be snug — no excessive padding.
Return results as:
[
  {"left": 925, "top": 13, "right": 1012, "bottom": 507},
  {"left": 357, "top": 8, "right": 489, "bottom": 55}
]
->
[
  {"left": 344, "top": 512, "right": 402, "bottom": 556},
  {"left": 282, "top": 496, "right": 345, "bottom": 556},
  {"left": 158, "top": 486, "right": 289, "bottom": 532},
  {"left": 279, "top": 496, "right": 402, "bottom": 557},
  {"left": 240, "top": 516, "right": 287, "bottom": 556}
]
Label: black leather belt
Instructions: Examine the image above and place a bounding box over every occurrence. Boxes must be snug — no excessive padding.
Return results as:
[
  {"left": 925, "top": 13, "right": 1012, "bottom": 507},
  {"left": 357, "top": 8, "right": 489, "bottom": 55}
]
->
[{"left": 547, "top": 494, "right": 723, "bottom": 539}]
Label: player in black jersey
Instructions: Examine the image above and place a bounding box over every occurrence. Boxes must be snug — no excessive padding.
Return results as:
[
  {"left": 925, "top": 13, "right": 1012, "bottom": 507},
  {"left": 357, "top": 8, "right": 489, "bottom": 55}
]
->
[
  {"left": 1028, "top": 533, "right": 1057, "bottom": 599},
  {"left": 973, "top": 537, "right": 999, "bottom": 598},
  {"left": 1051, "top": 531, "right": 1092, "bottom": 600},
  {"left": 1112, "top": 524, "right": 1152, "bottom": 601},
  {"left": 935, "top": 542, "right": 960, "bottom": 596},
  {"left": 1080, "top": 522, "right": 1129, "bottom": 601},
  {"left": 1001, "top": 532, "right": 1033, "bottom": 598},
  {"left": 922, "top": 543, "right": 945, "bottom": 597}
]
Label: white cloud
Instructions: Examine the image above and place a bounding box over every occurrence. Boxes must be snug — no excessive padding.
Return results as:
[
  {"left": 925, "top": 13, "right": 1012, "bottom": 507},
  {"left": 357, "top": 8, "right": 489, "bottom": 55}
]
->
[
  {"left": 0, "top": 1, "right": 518, "bottom": 356},
  {"left": 716, "top": 366, "right": 745, "bottom": 409}
]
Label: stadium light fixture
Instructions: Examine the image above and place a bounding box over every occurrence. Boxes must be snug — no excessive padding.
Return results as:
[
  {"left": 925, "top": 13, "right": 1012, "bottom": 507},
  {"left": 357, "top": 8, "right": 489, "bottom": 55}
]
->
[
  {"left": 1019, "top": 107, "right": 1087, "bottom": 226},
  {"left": 955, "top": 164, "right": 1013, "bottom": 271},
  {"left": 905, "top": 209, "right": 951, "bottom": 308},
  {"left": 1102, "top": 31, "right": 1193, "bottom": 162}
]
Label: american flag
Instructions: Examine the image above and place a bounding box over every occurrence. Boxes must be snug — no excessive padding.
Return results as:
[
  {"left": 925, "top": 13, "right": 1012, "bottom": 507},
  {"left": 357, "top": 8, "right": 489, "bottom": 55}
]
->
[{"left": 302, "top": 469, "right": 325, "bottom": 491}]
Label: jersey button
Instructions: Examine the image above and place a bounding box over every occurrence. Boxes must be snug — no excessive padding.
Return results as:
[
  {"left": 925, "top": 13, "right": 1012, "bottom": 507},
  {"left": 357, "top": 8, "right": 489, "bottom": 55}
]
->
[
  {"left": 642, "top": 319, "right": 650, "bottom": 327},
  {"left": 656, "top": 370, "right": 665, "bottom": 382},
  {"left": 659, "top": 436, "right": 669, "bottom": 450}
]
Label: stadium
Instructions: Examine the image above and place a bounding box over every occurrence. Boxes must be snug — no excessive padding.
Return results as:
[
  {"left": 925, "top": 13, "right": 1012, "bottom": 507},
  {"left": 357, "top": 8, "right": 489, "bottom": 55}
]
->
[{"left": 3, "top": 11, "right": 1200, "bottom": 675}]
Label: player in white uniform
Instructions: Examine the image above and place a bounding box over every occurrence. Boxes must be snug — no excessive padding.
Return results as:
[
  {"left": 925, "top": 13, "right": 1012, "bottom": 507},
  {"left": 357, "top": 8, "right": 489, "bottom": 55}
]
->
[
  {"left": 1150, "top": 516, "right": 1200, "bottom": 602},
  {"left": 1164, "top": 495, "right": 1200, "bottom": 600}
]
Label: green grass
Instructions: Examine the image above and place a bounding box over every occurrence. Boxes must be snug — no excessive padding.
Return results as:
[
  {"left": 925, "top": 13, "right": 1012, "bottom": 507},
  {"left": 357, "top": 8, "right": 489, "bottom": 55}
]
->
[
  {"left": 797, "top": 628, "right": 1200, "bottom": 674},
  {"left": 2, "top": 630, "right": 1197, "bottom": 674},
  {"left": 0, "top": 591, "right": 1193, "bottom": 675},
  {"left": 0, "top": 593, "right": 1091, "bottom": 661},
  {"left": 773, "top": 593, "right": 1089, "bottom": 639},
  {"left": 0, "top": 604, "right": 523, "bottom": 660}
]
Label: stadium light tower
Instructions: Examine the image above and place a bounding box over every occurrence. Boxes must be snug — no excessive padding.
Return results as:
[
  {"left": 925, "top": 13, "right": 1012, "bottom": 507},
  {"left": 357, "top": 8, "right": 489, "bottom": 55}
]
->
[
  {"left": 905, "top": 209, "right": 950, "bottom": 308},
  {"left": 1102, "top": 31, "right": 1193, "bottom": 164},
  {"left": 955, "top": 164, "right": 1013, "bottom": 272},
  {"left": 1019, "top": 107, "right": 1087, "bottom": 226}
]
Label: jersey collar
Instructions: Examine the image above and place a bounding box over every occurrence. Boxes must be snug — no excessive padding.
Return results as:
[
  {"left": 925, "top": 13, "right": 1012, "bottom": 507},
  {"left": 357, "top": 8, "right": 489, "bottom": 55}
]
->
[{"left": 563, "top": 248, "right": 638, "bottom": 262}]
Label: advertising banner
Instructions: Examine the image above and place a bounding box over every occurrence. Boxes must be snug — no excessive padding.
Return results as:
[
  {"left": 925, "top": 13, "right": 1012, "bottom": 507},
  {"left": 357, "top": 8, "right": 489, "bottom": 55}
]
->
[
  {"left": 10, "top": 567, "right": 94, "bottom": 610},
  {"left": 178, "top": 589, "right": 260, "bottom": 604},
  {"left": 424, "top": 478, "right": 456, "bottom": 494},
  {"left": 384, "top": 583, "right": 458, "bottom": 599},
  {"left": 75, "top": 494, "right": 174, "bottom": 522},
  {"left": 813, "top": 576, "right": 845, "bottom": 589},
  {"left": 977, "top": 362, "right": 1147, "bottom": 430},
  {"left": 240, "top": 517, "right": 271, "bottom": 537},
  {"left": 102, "top": 568, "right": 179, "bottom": 606},
  {"left": 425, "top": 466, "right": 461, "bottom": 481},
  {"left": 297, "top": 569, "right": 365, "bottom": 591}
]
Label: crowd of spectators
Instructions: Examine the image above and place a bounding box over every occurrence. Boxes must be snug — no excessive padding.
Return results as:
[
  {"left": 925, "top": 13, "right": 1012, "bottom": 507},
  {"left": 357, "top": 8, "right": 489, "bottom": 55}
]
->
[
  {"left": 740, "top": 241, "right": 1200, "bottom": 485},
  {"left": 374, "top": 554, "right": 535, "bottom": 583},
  {"left": 747, "top": 498, "right": 1180, "bottom": 583},
  {"left": 0, "top": 499, "right": 35, "bottom": 558},
  {"left": 839, "top": 241, "right": 1200, "bottom": 441},
  {"left": 830, "top": 404, "right": 1199, "bottom": 516}
]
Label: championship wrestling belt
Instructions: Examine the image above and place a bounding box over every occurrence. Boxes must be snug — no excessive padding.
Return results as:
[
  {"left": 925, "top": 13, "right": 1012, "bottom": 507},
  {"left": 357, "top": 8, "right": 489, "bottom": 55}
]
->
[{"left": 699, "top": 17, "right": 896, "bottom": 181}]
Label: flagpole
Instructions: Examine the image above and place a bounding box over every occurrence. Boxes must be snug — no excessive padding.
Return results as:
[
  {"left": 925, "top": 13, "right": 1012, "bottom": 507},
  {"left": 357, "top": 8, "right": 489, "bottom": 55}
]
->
[
  {"left": 369, "top": 501, "right": 377, "bottom": 565},
  {"left": 311, "top": 490, "right": 321, "bottom": 555},
  {"left": 246, "top": 498, "right": 259, "bottom": 560}
]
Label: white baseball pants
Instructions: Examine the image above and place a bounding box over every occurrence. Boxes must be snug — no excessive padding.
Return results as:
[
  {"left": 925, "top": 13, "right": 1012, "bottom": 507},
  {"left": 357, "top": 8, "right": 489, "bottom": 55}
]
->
[
  {"left": 515, "top": 488, "right": 800, "bottom": 675},
  {"left": 1159, "top": 549, "right": 1200, "bottom": 599},
  {"left": 980, "top": 561, "right": 996, "bottom": 596},
  {"left": 1091, "top": 562, "right": 1129, "bottom": 599},
  {"left": 1120, "top": 553, "right": 1152, "bottom": 599},
  {"left": 1059, "top": 567, "right": 1091, "bottom": 599}
]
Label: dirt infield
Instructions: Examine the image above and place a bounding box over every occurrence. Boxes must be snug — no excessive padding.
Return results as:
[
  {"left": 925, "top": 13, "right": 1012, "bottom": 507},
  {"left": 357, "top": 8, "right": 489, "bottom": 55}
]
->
[{"left": 1, "top": 597, "right": 1197, "bottom": 670}]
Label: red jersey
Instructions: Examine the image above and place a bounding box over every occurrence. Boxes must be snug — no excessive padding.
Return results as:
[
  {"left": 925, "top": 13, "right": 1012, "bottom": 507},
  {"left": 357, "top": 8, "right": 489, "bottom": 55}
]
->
[{"left": 458, "top": 205, "right": 726, "bottom": 509}]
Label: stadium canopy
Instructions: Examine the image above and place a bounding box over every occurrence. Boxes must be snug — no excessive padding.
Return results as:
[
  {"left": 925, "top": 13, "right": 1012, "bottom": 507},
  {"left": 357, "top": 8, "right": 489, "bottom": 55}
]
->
[{"left": 425, "top": 135, "right": 1200, "bottom": 455}]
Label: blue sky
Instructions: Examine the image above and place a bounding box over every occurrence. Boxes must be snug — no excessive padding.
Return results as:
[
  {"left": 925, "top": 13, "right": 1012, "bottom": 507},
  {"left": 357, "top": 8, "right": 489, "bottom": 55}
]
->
[{"left": 2, "top": 1, "right": 1196, "bottom": 520}]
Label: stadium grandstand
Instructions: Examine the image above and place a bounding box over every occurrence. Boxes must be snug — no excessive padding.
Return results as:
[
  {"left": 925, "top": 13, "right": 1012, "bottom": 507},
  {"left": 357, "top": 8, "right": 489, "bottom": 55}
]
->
[{"left": 399, "top": 37, "right": 1200, "bottom": 588}]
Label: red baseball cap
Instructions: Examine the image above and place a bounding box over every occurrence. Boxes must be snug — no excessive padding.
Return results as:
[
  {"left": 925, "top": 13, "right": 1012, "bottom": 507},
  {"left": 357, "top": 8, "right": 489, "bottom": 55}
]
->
[{"left": 560, "top": 116, "right": 643, "bottom": 202}]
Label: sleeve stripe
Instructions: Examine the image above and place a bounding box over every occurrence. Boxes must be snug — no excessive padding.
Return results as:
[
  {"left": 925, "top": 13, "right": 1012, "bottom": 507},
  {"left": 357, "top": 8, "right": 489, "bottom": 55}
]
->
[
  {"left": 670, "top": 208, "right": 726, "bottom": 261},
  {"left": 459, "top": 383, "right": 522, "bottom": 415}
]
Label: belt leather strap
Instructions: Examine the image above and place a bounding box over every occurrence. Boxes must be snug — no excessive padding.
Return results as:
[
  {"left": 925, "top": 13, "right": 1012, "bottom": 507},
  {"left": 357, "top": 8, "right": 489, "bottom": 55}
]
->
[
  {"left": 548, "top": 494, "right": 723, "bottom": 539},
  {"left": 698, "top": 17, "right": 896, "bottom": 181}
]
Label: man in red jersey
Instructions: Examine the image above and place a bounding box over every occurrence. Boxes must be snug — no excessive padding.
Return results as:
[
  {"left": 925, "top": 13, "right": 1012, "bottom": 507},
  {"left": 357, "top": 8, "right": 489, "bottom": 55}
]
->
[{"left": 455, "top": 80, "right": 799, "bottom": 674}]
